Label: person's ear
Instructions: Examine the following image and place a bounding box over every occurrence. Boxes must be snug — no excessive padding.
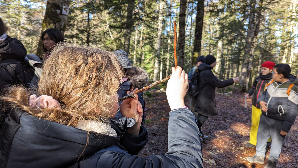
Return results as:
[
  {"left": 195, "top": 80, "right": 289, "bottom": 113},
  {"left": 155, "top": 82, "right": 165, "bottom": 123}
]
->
[
  {"left": 279, "top": 74, "right": 284, "bottom": 79},
  {"left": 269, "top": 69, "right": 272, "bottom": 73}
]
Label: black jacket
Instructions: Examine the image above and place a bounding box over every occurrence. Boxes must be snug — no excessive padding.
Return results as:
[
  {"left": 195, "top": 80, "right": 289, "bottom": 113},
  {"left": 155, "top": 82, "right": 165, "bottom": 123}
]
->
[
  {"left": 0, "top": 107, "right": 203, "bottom": 168},
  {"left": 247, "top": 73, "right": 272, "bottom": 107},
  {"left": 194, "top": 63, "right": 234, "bottom": 116},
  {"left": 0, "top": 107, "right": 148, "bottom": 168},
  {"left": 0, "top": 35, "right": 34, "bottom": 92}
]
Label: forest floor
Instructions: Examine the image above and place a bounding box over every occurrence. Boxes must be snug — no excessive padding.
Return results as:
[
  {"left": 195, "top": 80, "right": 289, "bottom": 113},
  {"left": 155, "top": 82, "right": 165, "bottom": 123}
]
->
[{"left": 138, "top": 88, "right": 298, "bottom": 168}]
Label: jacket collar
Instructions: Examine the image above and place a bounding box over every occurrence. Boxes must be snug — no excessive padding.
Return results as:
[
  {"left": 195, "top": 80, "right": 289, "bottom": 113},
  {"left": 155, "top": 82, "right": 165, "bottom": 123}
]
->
[{"left": 259, "top": 72, "right": 272, "bottom": 80}]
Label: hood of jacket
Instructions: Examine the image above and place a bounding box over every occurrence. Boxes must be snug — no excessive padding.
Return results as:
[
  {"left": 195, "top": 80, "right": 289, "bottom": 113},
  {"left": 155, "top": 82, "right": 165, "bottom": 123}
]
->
[
  {"left": 1, "top": 108, "right": 120, "bottom": 168},
  {"left": 125, "top": 66, "right": 149, "bottom": 89},
  {"left": 0, "top": 35, "right": 27, "bottom": 61},
  {"left": 197, "top": 63, "right": 212, "bottom": 72},
  {"left": 288, "top": 74, "right": 298, "bottom": 85}
]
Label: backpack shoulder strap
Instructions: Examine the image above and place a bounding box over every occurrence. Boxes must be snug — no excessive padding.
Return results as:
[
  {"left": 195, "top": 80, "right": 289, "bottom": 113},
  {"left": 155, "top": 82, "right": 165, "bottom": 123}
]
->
[
  {"left": 287, "top": 84, "right": 294, "bottom": 96},
  {"left": 264, "top": 79, "right": 274, "bottom": 91}
]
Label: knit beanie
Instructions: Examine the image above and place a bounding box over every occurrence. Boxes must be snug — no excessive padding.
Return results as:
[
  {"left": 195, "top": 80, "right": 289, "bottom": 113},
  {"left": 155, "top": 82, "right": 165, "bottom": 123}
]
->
[
  {"left": 114, "top": 49, "right": 133, "bottom": 69},
  {"left": 261, "top": 61, "right": 275, "bottom": 70},
  {"left": 205, "top": 55, "right": 216, "bottom": 65},
  {"left": 197, "top": 56, "right": 205, "bottom": 63}
]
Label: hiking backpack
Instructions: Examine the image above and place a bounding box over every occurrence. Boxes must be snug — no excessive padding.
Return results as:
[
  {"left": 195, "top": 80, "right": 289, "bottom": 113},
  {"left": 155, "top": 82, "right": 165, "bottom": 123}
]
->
[{"left": 188, "top": 70, "right": 201, "bottom": 98}]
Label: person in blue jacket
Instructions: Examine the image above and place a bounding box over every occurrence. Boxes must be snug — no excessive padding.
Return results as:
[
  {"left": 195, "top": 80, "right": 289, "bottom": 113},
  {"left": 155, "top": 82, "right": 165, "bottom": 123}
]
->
[
  {"left": 0, "top": 44, "right": 204, "bottom": 168},
  {"left": 188, "top": 56, "right": 205, "bottom": 113}
]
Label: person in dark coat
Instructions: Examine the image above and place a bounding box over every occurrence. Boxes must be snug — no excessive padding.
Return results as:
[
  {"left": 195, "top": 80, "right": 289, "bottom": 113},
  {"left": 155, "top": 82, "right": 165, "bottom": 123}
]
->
[
  {"left": 0, "top": 44, "right": 203, "bottom": 168},
  {"left": 0, "top": 18, "right": 34, "bottom": 92},
  {"left": 194, "top": 55, "right": 239, "bottom": 137},
  {"left": 0, "top": 17, "right": 34, "bottom": 130}
]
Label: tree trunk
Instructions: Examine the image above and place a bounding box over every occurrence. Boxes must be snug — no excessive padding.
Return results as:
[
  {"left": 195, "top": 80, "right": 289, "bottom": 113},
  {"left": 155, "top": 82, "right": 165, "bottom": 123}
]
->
[
  {"left": 240, "top": 0, "right": 257, "bottom": 91},
  {"left": 192, "top": 0, "right": 205, "bottom": 66},
  {"left": 160, "top": 48, "right": 163, "bottom": 80},
  {"left": 215, "top": 40, "right": 222, "bottom": 73},
  {"left": 123, "top": 0, "right": 135, "bottom": 56},
  {"left": 134, "top": 28, "right": 138, "bottom": 66},
  {"left": 289, "top": 0, "right": 296, "bottom": 66},
  {"left": 36, "top": 0, "right": 71, "bottom": 57},
  {"left": 140, "top": 26, "right": 144, "bottom": 66},
  {"left": 177, "top": 0, "right": 187, "bottom": 68},
  {"left": 153, "top": 1, "right": 164, "bottom": 81},
  {"left": 86, "top": 9, "right": 90, "bottom": 46},
  {"left": 189, "top": 2, "right": 194, "bottom": 69},
  {"left": 246, "top": 0, "right": 263, "bottom": 89},
  {"left": 166, "top": 36, "right": 171, "bottom": 77},
  {"left": 258, "top": 29, "right": 266, "bottom": 72}
]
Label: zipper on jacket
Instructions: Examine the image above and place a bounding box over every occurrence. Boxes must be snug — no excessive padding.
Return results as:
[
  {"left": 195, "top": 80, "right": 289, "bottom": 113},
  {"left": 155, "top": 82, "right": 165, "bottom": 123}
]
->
[
  {"left": 256, "top": 80, "right": 264, "bottom": 107},
  {"left": 266, "top": 82, "right": 285, "bottom": 116}
]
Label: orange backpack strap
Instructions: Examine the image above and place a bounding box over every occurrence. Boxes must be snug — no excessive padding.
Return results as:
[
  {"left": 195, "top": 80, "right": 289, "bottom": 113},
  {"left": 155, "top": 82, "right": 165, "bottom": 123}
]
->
[
  {"left": 264, "top": 79, "right": 274, "bottom": 91},
  {"left": 287, "top": 84, "right": 294, "bottom": 96}
]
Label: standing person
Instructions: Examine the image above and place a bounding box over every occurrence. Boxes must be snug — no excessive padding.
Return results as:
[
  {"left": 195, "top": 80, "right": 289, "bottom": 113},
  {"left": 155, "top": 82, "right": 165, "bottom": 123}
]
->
[
  {"left": 114, "top": 49, "right": 149, "bottom": 124},
  {"left": 0, "top": 18, "right": 34, "bottom": 92},
  {"left": 245, "top": 61, "right": 275, "bottom": 148},
  {"left": 246, "top": 64, "right": 298, "bottom": 168},
  {"left": 0, "top": 17, "right": 34, "bottom": 128},
  {"left": 188, "top": 56, "right": 204, "bottom": 112},
  {"left": 24, "top": 28, "right": 64, "bottom": 88},
  {"left": 194, "top": 55, "right": 239, "bottom": 138},
  {"left": 0, "top": 44, "right": 203, "bottom": 168},
  {"left": 41, "top": 28, "right": 64, "bottom": 61}
]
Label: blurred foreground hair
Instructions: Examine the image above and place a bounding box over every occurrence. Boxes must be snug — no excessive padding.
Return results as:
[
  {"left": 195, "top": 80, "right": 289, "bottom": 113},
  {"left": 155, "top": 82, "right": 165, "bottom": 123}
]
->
[{"left": 1, "top": 44, "right": 123, "bottom": 126}]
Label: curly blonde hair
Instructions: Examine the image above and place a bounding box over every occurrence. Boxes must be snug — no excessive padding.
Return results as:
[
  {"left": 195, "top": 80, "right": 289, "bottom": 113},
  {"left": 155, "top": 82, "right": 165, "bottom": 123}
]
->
[{"left": 1, "top": 44, "right": 123, "bottom": 126}]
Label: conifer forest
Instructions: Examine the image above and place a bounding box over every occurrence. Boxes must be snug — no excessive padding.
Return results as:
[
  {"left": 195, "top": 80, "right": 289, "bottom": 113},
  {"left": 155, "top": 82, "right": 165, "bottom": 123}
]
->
[
  {"left": 1, "top": 0, "right": 297, "bottom": 91},
  {"left": 1, "top": 0, "right": 298, "bottom": 167}
]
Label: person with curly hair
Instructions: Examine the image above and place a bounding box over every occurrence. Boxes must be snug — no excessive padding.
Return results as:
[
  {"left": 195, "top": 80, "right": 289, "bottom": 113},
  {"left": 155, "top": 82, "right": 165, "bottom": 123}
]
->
[{"left": 0, "top": 44, "right": 203, "bottom": 168}]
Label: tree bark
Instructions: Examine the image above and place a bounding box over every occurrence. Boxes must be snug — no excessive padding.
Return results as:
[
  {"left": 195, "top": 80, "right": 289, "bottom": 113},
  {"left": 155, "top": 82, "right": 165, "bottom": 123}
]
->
[
  {"left": 123, "top": 0, "right": 135, "bottom": 56},
  {"left": 86, "top": 9, "right": 90, "bottom": 46},
  {"left": 192, "top": 0, "right": 205, "bottom": 66},
  {"left": 240, "top": 0, "right": 257, "bottom": 91},
  {"left": 153, "top": 1, "right": 164, "bottom": 81},
  {"left": 215, "top": 40, "right": 223, "bottom": 73},
  {"left": 160, "top": 48, "right": 163, "bottom": 80},
  {"left": 177, "top": 0, "right": 187, "bottom": 68},
  {"left": 134, "top": 28, "right": 138, "bottom": 66},
  {"left": 166, "top": 36, "right": 171, "bottom": 77}
]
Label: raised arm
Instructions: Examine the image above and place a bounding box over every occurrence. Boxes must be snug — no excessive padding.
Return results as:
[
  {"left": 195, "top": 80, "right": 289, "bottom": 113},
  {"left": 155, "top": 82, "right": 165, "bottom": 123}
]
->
[
  {"left": 204, "top": 70, "right": 234, "bottom": 88},
  {"left": 81, "top": 67, "right": 204, "bottom": 168}
]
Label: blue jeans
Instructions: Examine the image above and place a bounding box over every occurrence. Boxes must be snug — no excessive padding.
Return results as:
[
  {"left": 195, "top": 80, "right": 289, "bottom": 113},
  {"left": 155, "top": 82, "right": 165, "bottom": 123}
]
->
[{"left": 256, "top": 115, "right": 285, "bottom": 162}]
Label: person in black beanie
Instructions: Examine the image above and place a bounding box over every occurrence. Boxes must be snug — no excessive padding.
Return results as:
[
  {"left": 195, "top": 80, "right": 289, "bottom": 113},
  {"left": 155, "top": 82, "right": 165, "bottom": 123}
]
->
[
  {"left": 194, "top": 55, "right": 239, "bottom": 139},
  {"left": 204, "top": 55, "right": 216, "bottom": 66}
]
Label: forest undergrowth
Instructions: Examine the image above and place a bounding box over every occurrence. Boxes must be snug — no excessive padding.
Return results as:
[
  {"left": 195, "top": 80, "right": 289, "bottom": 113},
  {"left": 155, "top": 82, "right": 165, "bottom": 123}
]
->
[{"left": 138, "top": 89, "right": 298, "bottom": 168}]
